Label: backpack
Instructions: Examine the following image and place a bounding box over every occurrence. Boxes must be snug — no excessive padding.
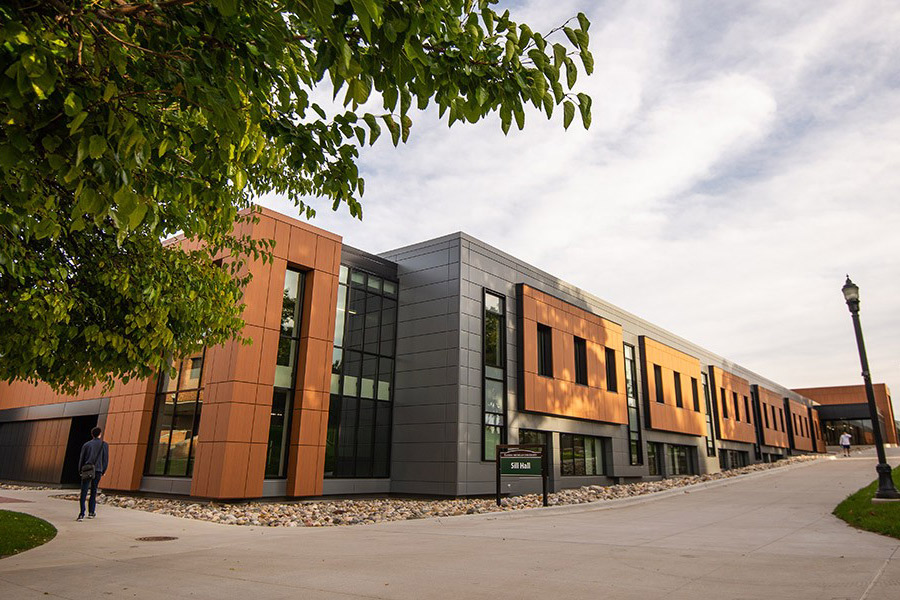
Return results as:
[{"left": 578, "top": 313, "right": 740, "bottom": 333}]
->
[{"left": 80, "top": 463, "right": 96, "bottom": 481}]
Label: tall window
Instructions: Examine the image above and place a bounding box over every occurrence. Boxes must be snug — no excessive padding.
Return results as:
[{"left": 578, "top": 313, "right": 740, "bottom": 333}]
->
[
  {"left": 691, "top": 377, "right": 700, "bottom": 412},
  {"left": 325, "top": 266, "right": 397, "bottom": 478},
  {"left": 673, "top": 372, "right": 683, "bottom": 408},
  {"left": 779, "top": 408, "right": 785, "bottom": 432},
  {"left": 624, "top": 344, "right": 642, "bottom": 465},
  {"left": 647, "top": 442, "right": 663, "bottom": 476},
  {"left": 666, "top": 444, "right": 695, "bottom": 476},
  {"left": 772, "top": 406, "right": 777, "bottom": 430},
  {"left": 537, "top": 324, "right": 553, "bottom": 377},
  {"left": 560, "top": 433, "right": 605, "bottom": 476},
  {"left": 146, "top": 353, "right": 205, "bottom": 477},
  {"left": 721, "top": 388, "right": 728, "bottom": 418},
  {"left": 654, "top": 365, "right": 664, "bottom": 403},
  {"left": 701, "top": 372, "right": 716, "bottom": 456},
  {"left": 483, "top": 290, "right": 506, "bottom": 460},
  {"left": 573, "top": 337, "right": 588, "bottom": 386},
  {"left": 764, "top": 404, "right": 770, "bottom": 428},
  {"left": 605, "top": 347, "right": 618, "bottom": 392},
  {"left": 743, "top": 396, "right": 751, "bottom": 425},
  {"left": 265, "top": 268, "right": 306, "bottom": 478},
  {"left": 733, "top": 392, "right": 740, "bottom": 422}
]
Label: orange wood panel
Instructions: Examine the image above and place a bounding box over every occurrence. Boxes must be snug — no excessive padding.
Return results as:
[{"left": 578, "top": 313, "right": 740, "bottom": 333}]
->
[
  {"left": 787, "top": 399, "right": 814, "bottom": 452},
  {"left": 757, "top": 386, "right": 789, "bottom": 449},
  {"left": 710, "top": 367, "right": 756, "bottom": 444},
  {"left": 518, "top": 285, "right": 627, "bottom": 425},
  {"left": 640, "top": 337, "right": 707, "bottom": 436}
]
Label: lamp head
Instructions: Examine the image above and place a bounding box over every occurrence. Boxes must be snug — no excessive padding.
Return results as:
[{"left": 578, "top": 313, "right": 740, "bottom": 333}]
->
[{"left": 841, "top": 275, "right": 859, "bottom": 310}]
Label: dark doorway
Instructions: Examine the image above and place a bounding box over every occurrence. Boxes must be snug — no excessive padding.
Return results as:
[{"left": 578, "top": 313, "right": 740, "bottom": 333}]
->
[{"left": 61, "top": 415, "right": 98, "bottom": 485}]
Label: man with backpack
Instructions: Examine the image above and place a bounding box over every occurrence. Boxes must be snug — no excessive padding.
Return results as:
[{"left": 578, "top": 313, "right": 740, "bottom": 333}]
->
[{"left": 77, "top": 426, "right": 109, "bottom": 522}]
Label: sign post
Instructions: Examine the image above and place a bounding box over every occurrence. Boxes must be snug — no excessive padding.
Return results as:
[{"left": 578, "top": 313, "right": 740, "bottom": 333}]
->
[{"left": 495, "top": 444, "right": 549, "bottom": 507}]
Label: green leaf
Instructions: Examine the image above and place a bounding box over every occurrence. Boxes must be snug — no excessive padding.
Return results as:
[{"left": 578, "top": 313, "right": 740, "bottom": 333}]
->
[
  {"left": 363, "top": 113, "right": 381, "bottom": 144},
  {"left": 563, "top": 27, "right": 579, "bottom": 48},
  {"left": 68, "top": 111, "right": 87, "bottom": 135},
  {"left": 577, "top": 93, "right": 592, "bottom": 129},
  {"left": 400, "top": 115, "right": 412, "bottom": 143},
  {"left": 565, "top": 57, "right": 577, "bottom": 89},
  {"left": 382, "top": 114, "right": 400, "bottom": 146},
  {"left": 577, "top": 12, "right": 591, "bottom": 32},
  {"left": 88, "top": 135, "right": 107, "bottom": 159},
  {"left": 563, "top": 100, "right": 575, "bottom": 129},
  {"left": 63, "top": 92, "right": 82, "bottom": 117}
]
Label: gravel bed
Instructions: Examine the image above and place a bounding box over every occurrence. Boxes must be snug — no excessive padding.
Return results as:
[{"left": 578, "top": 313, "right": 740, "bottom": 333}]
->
[
  {"left": 0, "top": 482, "right": 58, "bottom": 491},
  {"left": 51, "top": 455, "right": 819, "bottom": 527}
]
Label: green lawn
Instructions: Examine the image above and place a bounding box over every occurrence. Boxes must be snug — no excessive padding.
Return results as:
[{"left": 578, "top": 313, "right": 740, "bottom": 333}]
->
[
  {"left": 0, "top": 510, "right": 57, "bottom": 558},
  {"left": 833, "top": 466, "right": 900, "bottom": 540}
]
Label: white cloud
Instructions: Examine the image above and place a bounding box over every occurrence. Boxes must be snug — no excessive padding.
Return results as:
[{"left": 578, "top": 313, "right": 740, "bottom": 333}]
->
[{"left": 260, "top": 0, "right": 900, "bottom": 413}]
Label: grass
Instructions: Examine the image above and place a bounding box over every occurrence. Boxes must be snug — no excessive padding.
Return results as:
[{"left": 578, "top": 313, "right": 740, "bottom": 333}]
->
[
  {"left": 833, "top": 466, "right": 900, "bottom": 539},
  {"left": 0, "top": 510, "right": 57, "bottom": 558}
]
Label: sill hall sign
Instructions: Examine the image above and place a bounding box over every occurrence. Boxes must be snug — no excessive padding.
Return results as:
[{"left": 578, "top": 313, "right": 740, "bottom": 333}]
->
[{"left": 495, "top": 444, "right": 549, "bottom": 506}]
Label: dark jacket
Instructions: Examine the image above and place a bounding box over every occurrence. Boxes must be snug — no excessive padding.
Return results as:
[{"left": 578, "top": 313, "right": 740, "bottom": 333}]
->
[{"left": 79, "top": 438, "right": 109, "bottom": 475}]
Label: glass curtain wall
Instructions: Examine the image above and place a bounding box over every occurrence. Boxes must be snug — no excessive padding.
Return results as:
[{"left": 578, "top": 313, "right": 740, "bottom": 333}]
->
[
  {"left": 483, "top": 290, "right": 507, "bottom": 460},
  {"left": 623, "top": 344, "right": 642, "bottom": 465},
  {"left": 701, "top": 372, "right": 716, "bottom": 456},
  {"left": 265, "top": 268, "right": 306, "bottom": 478},
  {"left": 325, "top": 266, "right": 397, "bottom": 478},
  {"left": 146, "top": 353, "right": 205, "bottom": 476}
]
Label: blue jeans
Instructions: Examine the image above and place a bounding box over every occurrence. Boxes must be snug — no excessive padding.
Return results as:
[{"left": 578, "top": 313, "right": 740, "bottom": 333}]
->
[{"left": 79, "top": 474, "right": 101, "bottom": 517}]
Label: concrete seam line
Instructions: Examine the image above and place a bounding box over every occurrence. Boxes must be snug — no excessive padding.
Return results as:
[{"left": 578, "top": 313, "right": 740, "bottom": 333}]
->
[{"left": 859, "top": 546, "right": 897, "bottom": 600}]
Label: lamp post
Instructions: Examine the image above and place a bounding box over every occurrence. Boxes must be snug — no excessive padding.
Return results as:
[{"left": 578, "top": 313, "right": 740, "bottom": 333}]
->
[{"left": 841, "top": 276, "right": 900, "bottom": 499}]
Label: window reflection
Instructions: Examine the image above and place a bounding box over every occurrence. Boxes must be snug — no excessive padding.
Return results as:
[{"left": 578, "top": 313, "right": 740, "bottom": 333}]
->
[{"left": 146, "top": 354, "right": 204, "bottom": 477}]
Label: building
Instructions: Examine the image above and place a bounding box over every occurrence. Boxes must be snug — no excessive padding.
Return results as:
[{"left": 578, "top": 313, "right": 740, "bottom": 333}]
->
[
  {"left": 793, "top": 384, "right": 897, "bottom": 447},
  {"left": 0, "top": 207, "right": 827, "bottom": 499}
]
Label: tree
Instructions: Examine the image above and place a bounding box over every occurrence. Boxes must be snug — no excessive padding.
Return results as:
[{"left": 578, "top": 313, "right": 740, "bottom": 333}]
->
[{"left": 0, "top": 0, "right": 593, "bottom": 393}]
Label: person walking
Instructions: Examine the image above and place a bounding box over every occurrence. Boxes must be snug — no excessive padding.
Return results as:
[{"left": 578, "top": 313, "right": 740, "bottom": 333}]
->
[
  {"left": 839, "top": 430, "right": 852, "bottom": 457},
  {"left": 77, "top": 426, "right": 109, "bottom": 521}
]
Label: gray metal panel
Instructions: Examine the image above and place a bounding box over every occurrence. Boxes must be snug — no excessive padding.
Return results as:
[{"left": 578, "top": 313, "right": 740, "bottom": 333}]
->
[{"left": 140, "top": 476, "right": 192, "bottom": 495}]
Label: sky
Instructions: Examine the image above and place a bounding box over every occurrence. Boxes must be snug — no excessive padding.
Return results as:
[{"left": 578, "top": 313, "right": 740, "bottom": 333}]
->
[{"left": 260, "top": 0, "right": 900, "bottom": 416}]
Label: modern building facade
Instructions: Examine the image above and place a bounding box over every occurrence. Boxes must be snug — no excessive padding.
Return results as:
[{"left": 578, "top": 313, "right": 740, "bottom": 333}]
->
[
  {"left": 794, "top": 384, "right": 897, "bottom": 447},
  {"left": 1, "top": 207, "right": 827, "bottom": 499}
]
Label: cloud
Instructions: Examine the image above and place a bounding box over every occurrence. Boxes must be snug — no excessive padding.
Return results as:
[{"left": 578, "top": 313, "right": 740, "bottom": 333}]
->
[{"left": 260, "top": 0, "right": 900, "bottom": 412}]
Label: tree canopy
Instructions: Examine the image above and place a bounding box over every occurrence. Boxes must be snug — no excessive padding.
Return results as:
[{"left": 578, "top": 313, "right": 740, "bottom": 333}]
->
[{"left": 0, "top": 0, "right": 593, "bottom": 392}]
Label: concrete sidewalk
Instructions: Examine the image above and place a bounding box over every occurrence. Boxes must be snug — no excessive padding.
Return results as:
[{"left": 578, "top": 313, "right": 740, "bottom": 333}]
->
[{"left": 1, "top": 450, "right": 899, "bottom": 599}]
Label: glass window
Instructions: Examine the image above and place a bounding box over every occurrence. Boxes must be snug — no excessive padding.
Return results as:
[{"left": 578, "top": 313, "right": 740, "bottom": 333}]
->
[
  {"left": 673, "top": 371, "right": 683, "bottom": 408},
  {"left": 377, "top": 357, "right": 392, "bottom": 401},
  {"left": 691, "top": 378, "right": 700, "bottom": 412},
  {"left": 360, "top": 355, "right": 377, "bottom": 399},
  {"left": 605, "top": 347, "right": 617, "bottom": 392},
  {"left": 624, "top": 344, "right": 642, "bottom": 465},
  {"left": 654, "top": 365, "right": 664, "bottom": 403},
  {"left": 702, "top": 372, "right": 716, "bottom": 456},
  {"left": 519, "top": 429, "right": 547, "bottom": 448},
  {"left": 560, "top": 434, "right": 605, "bottom": 476},
  {"left": 265, "top": 389, "right": 291, "bottom": 478},
  {"left": 146, "top": 355, "right": 205, "bottom": 477},
  {"left": 483, "top": 290, "right": 506, "bottom": 461},
  {"left": 326, "top": 265, "right": 398, "bottom": 478},
  {"left": 721, "top": 388, "right": 729, "bottom": 418},
  {"left": 648, "top": 442, "right": 661, "bottom": 476},
  {"left": 733, "top": 392, "right": 740, "bottom": 422},
  {"left": 537, "top": 324, "right": 553, "bottom": 377},
  {"left": 574, "top": 337, "right": 588, "bottom": 386},
  {"left": 744, "top": 396, "right": 751, "bottom": 424}
]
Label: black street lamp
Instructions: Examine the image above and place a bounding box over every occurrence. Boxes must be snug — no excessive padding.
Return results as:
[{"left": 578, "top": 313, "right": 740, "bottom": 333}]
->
[{"left": 841, "top": 276, "right": 900, "bottom": 499}]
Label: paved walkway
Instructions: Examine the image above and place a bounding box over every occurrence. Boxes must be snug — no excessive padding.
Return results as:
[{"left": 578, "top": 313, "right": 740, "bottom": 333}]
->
[{"left": 1, "top": 449, "right": 899, "bottom": 599}]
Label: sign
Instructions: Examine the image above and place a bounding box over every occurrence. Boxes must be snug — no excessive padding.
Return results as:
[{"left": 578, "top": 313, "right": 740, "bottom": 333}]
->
[
  {"left": 499, "top": 449, "right": 542, "bottom": 476},
  {"left": 495, "top": 444, "right": 549, "bottom": 506}
]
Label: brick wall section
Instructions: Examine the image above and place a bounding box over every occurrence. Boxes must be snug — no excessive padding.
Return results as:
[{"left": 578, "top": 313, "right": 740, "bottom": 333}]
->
[
  {"left": 640, "top": 337, "right": 706, "bottom": 437},
  {"left": 520, "top": 285, "right": 627, "bottom": 424},
  {"left": 710, "top": 367, "right": 756, "bottom": 443},
  {"left": 793, "top": 384, "right": 898, "bottom": 445},
  {"left": 757, "top": 386, "right": 789, "bottom": 449}
]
